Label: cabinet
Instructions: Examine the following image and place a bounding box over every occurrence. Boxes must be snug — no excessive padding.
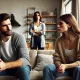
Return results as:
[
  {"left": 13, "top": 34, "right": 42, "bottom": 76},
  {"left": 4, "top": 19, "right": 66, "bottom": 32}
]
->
[{"left": 25, "top": 8, "right": 57, "bottom": 49}]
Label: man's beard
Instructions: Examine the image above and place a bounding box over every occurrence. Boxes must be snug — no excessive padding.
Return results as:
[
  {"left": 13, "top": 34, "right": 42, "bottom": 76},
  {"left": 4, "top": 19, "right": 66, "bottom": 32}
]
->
[{"left": 0, "top": 30, "right": 12, "bottom": 36}]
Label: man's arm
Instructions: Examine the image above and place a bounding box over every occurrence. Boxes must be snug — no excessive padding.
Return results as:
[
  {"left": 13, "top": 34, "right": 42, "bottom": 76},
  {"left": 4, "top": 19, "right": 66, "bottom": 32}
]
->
[
  {"left": 12, "top": 32, "right": 30, "bottom": 66},
  {"left": 6, "top": 59, "right": 23, "bottom": 69},
  {"left": 0, "top": 59, "right": 22, "bottom": 71}
]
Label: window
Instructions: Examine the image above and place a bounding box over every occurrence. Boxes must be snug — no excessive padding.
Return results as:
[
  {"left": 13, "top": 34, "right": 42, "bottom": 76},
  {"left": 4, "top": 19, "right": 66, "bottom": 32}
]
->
[{"left": 64, "top": 0, "right": 72, "bottom": 14}]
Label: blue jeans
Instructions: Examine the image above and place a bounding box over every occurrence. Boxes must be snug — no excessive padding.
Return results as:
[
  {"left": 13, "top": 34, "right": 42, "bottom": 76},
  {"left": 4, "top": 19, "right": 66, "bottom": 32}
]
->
[
  {"left": 43, "top": 64, "right": 80, "bottom": 80},
  {"left": 0, "top": 65, "right": 30, "bottom": 80}
]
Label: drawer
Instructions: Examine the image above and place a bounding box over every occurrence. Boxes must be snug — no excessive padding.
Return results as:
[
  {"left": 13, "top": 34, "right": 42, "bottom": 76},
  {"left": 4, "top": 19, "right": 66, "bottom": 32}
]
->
[
  {"left": 45, "top": 43, "right": 49, "bottom": 48},
  {"left": 27, "top": 43, "right": 30, "bottom": 48}
]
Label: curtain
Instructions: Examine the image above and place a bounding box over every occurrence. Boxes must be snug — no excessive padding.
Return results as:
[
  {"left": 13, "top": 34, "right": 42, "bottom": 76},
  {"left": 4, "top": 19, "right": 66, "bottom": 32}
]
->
[
  {"left": 72, "top": 0, "right": 80, "bottom": 27},
  {"left": 59, "top": 0, "right": 64, "bottom": 16},
  {"left": 58, "top": 0, "right": 64, "bottom": 36}
]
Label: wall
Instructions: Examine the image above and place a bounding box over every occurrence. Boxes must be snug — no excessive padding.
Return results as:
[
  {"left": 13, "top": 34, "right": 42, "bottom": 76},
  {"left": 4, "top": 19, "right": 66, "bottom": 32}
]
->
[{"left": 0, "top": 0, "right": 60, "bottom": 38}]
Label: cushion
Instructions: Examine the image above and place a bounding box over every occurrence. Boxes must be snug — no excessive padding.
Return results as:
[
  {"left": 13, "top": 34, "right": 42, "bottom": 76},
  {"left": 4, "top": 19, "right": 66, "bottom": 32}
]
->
[
  {"left": 56, "top": 76, "right": 72, "bottom": 80},
  {"left": 0, "top": 76, "right": 18, "bottom": 80},
  {"left": 33, "top": 54, "right": 53, "bottom": 71},
  {"left": 30, "top": 70, "right": 43, "bottom": 80},
  {"left": 37, "top": 50, "right": 55, "bottom": 55},
  {"left": 29, "top": 50, "right": 37, "bottom": 69}
]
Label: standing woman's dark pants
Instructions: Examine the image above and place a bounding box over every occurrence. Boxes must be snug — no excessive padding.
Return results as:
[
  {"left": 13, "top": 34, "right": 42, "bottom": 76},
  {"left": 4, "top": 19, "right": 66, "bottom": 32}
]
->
[{"left": 31, "top": 36, "right": 44, "bottom": 50}]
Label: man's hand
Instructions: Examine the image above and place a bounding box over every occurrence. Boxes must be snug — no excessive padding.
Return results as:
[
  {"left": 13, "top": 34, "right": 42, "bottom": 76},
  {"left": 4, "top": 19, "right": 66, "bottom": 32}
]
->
[
  {"left": 57, "top": 64, "right": 66, "bottom": 74},
  {"left": 0, "top": 59, "right": 6, "bottom": 71}
]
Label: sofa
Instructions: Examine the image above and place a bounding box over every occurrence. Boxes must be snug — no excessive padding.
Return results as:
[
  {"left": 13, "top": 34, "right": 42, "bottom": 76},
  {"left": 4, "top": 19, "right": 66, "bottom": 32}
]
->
[
  {"left": 0, "top": 50, "right": 72, "bottom": 80},
  {"left": 29, "top": 50, "right": 72, "bottom": 80}
]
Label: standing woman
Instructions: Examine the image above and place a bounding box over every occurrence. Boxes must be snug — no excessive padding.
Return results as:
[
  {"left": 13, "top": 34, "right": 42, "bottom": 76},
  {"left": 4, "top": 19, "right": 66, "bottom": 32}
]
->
[
  {"left": 43, "top": 14, "right": 80, "bottom": 80},
  {"left": 29, "top": 11, "right": 46, "bottom": 50}
]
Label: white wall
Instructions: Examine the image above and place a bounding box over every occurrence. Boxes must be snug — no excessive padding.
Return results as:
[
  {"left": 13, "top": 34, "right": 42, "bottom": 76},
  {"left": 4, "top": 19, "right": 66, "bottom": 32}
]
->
[{"left": 0, "top": 0, "right": 60, "bottom": 38}]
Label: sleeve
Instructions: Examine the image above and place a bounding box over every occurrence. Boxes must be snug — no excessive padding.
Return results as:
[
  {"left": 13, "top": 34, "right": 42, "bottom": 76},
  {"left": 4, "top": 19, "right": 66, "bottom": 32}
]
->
[
  {"left": 14, "top": 33, "right": 31, "bottom": 66},
  {"left": 39, "top": 23, "right": 46, "bottom": 36},
  {"left": 29, "top": 23, "right": 35, "bottom": 36},
  {"left": 76, "top": 37, "right": 80, "bottom": 66},
  {"left": 53, "top": 39, "right": 62, "bottom": 67}
]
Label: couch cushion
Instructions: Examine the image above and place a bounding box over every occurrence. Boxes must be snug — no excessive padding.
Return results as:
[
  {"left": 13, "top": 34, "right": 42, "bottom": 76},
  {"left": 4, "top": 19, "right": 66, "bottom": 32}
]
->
[
  {"left": 56, "top": 76, "right": 72, "bottom": 80},
  {"left": 33, "top": 53, "right": 53, "bottom": 71},
  {"left": 37, "top": 50, "right": 55, "bottom": 55},
  {"left": 30, "top": 70, "right": 43, "bottom": 80},
  {"left": 29, "top": 50, "right": 37, "bottom": 69},
  {"left": 0, "top": 76, "right": 18, "bottom": 80},
  {"left": 33, "top": 50, "right": 55, "bottom": 71}
]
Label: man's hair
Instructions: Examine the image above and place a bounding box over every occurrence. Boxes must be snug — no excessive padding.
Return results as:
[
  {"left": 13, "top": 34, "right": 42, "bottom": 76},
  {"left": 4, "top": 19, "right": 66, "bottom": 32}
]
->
[{"left": 0, "top": 13, "right": 11, "bottom": 25}]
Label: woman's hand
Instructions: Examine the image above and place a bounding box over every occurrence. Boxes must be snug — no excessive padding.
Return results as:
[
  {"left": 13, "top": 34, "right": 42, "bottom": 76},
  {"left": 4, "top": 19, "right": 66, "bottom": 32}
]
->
[
  {"left": 57, "top": 64, "right": 66, "bottom": 74},
  {"left": 35, "top": 31, "right": 40, "bottom": 34},
  {"left": 32, "top": 30, "right": 40, "bottom": 36},
  {"left": 34, "top": 31, "right": 40, "bottom": 36},
  {"left": 34, "top": 33, "right": 39, "bottom": 36}
]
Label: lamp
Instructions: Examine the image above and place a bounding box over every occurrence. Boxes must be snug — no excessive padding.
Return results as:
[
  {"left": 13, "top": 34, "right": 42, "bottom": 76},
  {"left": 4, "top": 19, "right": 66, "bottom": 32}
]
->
[{"left": 11, "top": 14, "right": 21, "bottom": 26}]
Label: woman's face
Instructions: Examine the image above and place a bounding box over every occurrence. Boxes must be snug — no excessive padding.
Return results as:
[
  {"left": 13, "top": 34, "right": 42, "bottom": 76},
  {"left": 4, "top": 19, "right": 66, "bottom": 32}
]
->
[
  {"left": 57, "top": 19, "right": 70, "bottom": 33},
  {"left": 36, "top": 13, "right": 40, "bottom": 20}
]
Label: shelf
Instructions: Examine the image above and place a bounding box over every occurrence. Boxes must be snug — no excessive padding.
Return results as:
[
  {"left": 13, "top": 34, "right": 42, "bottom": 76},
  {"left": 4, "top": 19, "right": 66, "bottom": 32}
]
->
[
  {"left": 26, "top": 8, "right": 57, "bottom": 43},
  {"left": 45, "top": 22, "right": 56, "bottom": 25},
  {"left": 27, "top": 15, "right": 57, "bottom": 18},
  {"left": 27, "top": 7, "right": 35, "bottom": 9},
  {"left": 45, "top": 38, "right": 56, "bottom": 40},
  {"left": 42, "top": 15, "right": 57, "bottom": 18},
  {"left": 26, "top": 38, "right": 56, "bottom": 41},
  {"left": 24, "top": 30, "right": 57, "bottom": 33},
  {"left": 46, "top": 30, "right": 57, "bottom": 32},
  {"left": 26, "top": 22, "right": 56, "bottom": 25}
]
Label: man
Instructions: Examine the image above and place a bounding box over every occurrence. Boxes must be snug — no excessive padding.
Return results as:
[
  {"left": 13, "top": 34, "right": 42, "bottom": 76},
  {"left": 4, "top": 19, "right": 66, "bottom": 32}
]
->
[{"left": 0, "top": 13, "right": 30, "bottom": 80}]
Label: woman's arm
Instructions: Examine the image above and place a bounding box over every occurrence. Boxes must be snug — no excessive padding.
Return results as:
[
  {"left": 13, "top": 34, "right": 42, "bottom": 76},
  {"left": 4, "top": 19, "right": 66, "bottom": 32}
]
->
[
  {"left": 29, "top": 23, "right": 35, "bottom": 36},
  {"left": 57, "top": 62, "right": 78, "bottom": 74},
  {"left": 65, "top": 62, "right": 78, "bottom": 69},
  {"left": 29, "top": 23, "right": 40, "bottom": 36},
  {"left": 39, "top": 23, "right": 46, "bottom": 36}
]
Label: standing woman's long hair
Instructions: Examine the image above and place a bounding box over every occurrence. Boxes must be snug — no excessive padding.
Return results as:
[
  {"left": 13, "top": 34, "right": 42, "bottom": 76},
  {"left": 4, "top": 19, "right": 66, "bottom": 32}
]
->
[
  {"left": 33, "top": 11, "right": 42, "bottom": 22},
  {"left": 59, "top": 14, "right": 80, "bottom": 34}
]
